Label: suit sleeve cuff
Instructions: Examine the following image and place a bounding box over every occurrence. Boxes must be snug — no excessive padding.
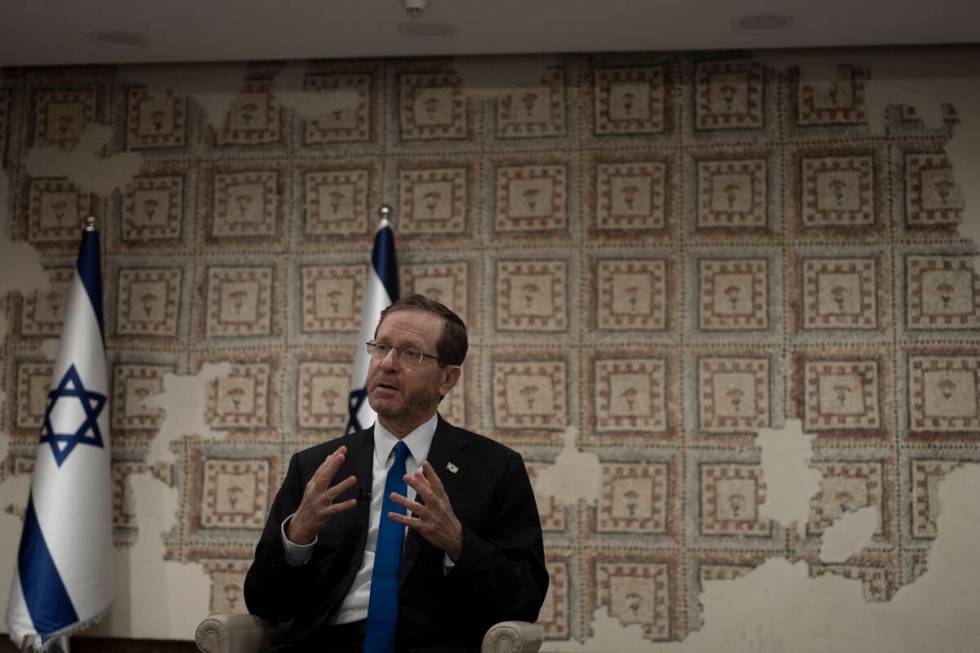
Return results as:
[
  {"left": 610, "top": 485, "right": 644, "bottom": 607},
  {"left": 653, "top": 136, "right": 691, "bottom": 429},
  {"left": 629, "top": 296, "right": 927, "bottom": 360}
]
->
[{"left": 281, "top": 514, "right": 315, "bottom": 567}]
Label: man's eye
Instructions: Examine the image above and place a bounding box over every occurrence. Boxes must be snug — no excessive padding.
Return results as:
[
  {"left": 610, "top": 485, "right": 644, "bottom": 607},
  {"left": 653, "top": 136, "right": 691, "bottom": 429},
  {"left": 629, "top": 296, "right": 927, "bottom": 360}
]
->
[
  {"left": 375, "top": 344, "right": 391, "bottom": 353},
  {"left": 402, "top": 349, "right": 421, "bottom": 359}
]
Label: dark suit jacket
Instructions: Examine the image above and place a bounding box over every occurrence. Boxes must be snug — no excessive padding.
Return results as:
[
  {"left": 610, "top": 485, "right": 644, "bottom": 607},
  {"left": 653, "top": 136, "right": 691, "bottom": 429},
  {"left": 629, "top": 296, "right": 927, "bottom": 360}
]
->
[{"left": 244, "top": 415, "right": 549, "bottom": 652}]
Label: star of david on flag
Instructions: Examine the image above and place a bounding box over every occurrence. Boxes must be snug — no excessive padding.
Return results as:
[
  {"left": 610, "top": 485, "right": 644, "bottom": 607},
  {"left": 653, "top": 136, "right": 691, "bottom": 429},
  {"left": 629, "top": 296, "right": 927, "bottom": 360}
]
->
[
  {"left": 40, "top": 364, "right": 107, "bottom": 467},
  {"left": 347, "top": 207, "right": 399, "bottom": 434},
  {"left": 6, "top": 219, "right": 114, "bottom": 651}
]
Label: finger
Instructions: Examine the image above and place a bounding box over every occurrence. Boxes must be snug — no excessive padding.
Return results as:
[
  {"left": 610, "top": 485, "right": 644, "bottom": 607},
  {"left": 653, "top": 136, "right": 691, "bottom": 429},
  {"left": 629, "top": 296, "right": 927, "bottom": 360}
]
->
[
  {"left": 387, "top": 512, "right": 422, "bottom": 529},
  {"left": 309, "top": 447, "right": 348, "bottom": 492},
  {"left": 388, "top": 492, "right": 424, "bottom": 515},
  {"left": 420, "top": 461, "right": 448, "bottom": 495},
  {"left": 404, "top": 471, "right": 433, "bottom": 503},
  {"left": 324, "top": 474, "right": 358, "bottom": 503},
  {"left": 324, "top": 498, "right": 358, "bottom": 515}
]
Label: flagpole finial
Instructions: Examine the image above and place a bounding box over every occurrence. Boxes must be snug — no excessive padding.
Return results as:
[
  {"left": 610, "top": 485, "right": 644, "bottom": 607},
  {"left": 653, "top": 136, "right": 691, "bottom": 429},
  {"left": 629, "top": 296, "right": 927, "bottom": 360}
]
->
[
  {"left": 84, "top": 216, "right": 98, "bottom": 231},
  {"left": 379, "top": 204, "right": 392, "bottom": 224}
]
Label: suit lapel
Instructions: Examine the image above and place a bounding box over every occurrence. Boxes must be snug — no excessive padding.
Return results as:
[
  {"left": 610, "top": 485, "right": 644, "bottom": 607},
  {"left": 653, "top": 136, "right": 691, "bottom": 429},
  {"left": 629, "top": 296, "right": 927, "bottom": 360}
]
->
[
  {"left": 400, "top": 415, "right": 472, "bottom": 585},
  {"left": 347, "top": 429, "right": 375, "bottom": 546}
]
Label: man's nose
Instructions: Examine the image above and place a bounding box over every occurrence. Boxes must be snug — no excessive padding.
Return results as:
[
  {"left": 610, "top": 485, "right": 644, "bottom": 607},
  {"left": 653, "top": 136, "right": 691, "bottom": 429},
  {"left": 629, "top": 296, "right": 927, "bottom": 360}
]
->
[{"left": 378, "top": 346, "right": 400, "bottom": 369}]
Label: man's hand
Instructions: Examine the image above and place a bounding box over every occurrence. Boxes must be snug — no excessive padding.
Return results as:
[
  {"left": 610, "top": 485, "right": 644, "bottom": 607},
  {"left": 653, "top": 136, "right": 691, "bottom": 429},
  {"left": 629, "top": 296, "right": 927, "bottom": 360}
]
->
[
  {"left": 286, "top": 446, "right": 358, "bottom": 545},
  {"left": 388, "top": 460, "right": 463, "bottom": 560}
]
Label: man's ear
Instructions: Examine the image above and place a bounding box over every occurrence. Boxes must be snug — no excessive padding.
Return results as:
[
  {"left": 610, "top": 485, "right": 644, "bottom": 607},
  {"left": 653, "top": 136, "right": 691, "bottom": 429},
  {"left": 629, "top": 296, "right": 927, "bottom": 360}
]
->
[{"left": 439, "top": 365, "right": 461, "bottom": 396}]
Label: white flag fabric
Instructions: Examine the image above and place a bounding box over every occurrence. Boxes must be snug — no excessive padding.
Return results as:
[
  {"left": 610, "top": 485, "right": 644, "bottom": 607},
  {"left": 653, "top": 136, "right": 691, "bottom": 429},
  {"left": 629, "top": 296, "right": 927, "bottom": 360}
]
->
[
  {"left": 6, "top": 224, "right": 113, "bottom": 650},
  {"left": 347, "top": 217, "right": 399, "bottom": 434}
]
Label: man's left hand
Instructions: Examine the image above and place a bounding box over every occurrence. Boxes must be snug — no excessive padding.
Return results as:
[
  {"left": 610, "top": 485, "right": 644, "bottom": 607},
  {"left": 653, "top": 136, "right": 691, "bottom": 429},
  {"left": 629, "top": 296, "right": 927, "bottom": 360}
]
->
[{"left": 388, "top": 460, "right": 463, "bottom": 560}]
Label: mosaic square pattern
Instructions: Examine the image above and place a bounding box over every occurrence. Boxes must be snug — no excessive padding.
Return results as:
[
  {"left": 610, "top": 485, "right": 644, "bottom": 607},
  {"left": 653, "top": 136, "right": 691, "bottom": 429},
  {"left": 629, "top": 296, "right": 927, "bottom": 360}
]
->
[
  {"left": 698, "top": 258, "right": 769, "bottom": 330},
  {"left": 401, "top": 262, "right": 469, "bottom": 321},
  {"left": 802, "top": 257, "right": 878, "bottom": 330},
  {"left": 906, "top": 256, "right": 980, "bottom": 329},
  {"left": 537, "top": 559, "right": 571, "bottom": 639},
  {"left": 200, "top": 459, "right": 271, "bottom": 528},
  {"left": 15, "top": 362, "right": 53, "bottom": 430},
  {"left": 497, "top": 69, "right": 566, "bottom": 138},
  {"left": 126, "top": 88, "right": 187, "bottom": 149},
  {"left": 28, "top": 178, "right": 92, "bottom": 244},
  {"left": 593, "top": 66, "right": 665, "bottom": 135},
  {"left": 111, "top": 363, "right": 172, "bottom": 431},
  {"left": 116, "top": 267, "right": 182, "bottom": 337},
  {"left": 594, "top": 358, "right": 667, "bottom": 434},
  {"left": 904, "top": 153, "right": 963, "bottom": 227},
  {"left": 495, "top": 164, "right": 567, "bottom": 233},
  {"left": 696, "top": 159, "right": 767, "bottom": 228},
  {"left": 694, "top": 60, "right": 764, "bottom": 130},
  {"left": 797, "top": 65, "right": 868, "bottom": 126},
  {"left": 908, "top": 355, "right": 980, "bottom": 433},
  {"left": 212, "top": 171, "right": 279, "bottom": 238},
  {"left": 492, "top": 359, "right": 567, "bottom": 430},
  {"left": 698, "top": 357, "right": 770, "bottom": 434},
  {"left": 111, "top": 461, "right": 143, "bottom": 529},
  {"left": 122, "top": 175, "right": 184, "bottom": 243},
  {"left": 496, "top": 260, "right": 567, "bottom": 331},
  {"left": 300, "top": 264, "right": 365, "bottom": 333},
  {"left": 218, "top": 84, "right": 280, "bottom": 145},
  {"left": 808, "top": 462, "right": 884, "bottom": 535},
  {"left": 21, "top": 267, "right": 73, "bottom": 337},
  {"left": 803, "top": 359, "right": 881, "bottom": 431},
  {"left": 205, "top": 266, "right": 274, "bottom": 338},
  {"left": 801, "top": 155, "right": 875, "bottom": 227},
  {"left": 204, "top": 560, "right": 251, "bottom": 614},
  {"left": 399, "top": 167, "right": 467, "bottom": 235},
  {"left": 596, "top": 259, "right": 668, "bottom": 331},
  {"left": 303, "top": 73, "right": 371, "bottom": 143},
  {"left": 597, "top": 463, "right": 669, "bottom": 533},
  {"left": 34, "top": 89, "right": 97, "bottom": 146},
  {"left": 595, "top": 559, "right": 671, "bottom": 639},
  {"left": 911, "top": 460, "right": 960, "bottom": 538},
  {"left": 399, "top": 73, "right": 467, "bottom": 140},
  {"left": 525, "top": 463, "right": 567, "bottom": 532},
  {"left": 297, "top": 361, "right": 351, "bottom": 430},
  {"left": 594, "top": 161, "right": 667, "bottom": 231},
  {"left": 206, "top": 364, "right": 271, "bottom": 429},
  {"left": 304, "top": 169, "right": 370, "bottom": 237},
  {"left": 699, "top": 463, "right": 769, "bottom": 536}
]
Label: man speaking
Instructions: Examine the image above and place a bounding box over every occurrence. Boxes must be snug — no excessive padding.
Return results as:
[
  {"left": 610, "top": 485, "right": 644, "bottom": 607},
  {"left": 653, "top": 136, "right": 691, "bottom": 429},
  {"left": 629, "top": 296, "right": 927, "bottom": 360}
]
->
[{"left": 245, "top": 295, "right": 549, "bottom": 652}]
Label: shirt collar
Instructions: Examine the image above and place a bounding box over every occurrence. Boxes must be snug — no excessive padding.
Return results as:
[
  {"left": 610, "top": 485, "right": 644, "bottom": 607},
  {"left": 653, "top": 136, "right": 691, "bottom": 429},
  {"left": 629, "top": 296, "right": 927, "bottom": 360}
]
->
[{"left": 373, "top": 413, "right": 438, "bottom": 467}]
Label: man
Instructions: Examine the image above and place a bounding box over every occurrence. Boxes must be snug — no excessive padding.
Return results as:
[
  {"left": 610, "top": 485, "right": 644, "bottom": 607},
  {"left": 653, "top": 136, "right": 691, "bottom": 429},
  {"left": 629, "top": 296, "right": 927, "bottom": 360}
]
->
[{"left": 245, "top": 294, "right": 549, "bottom": 653}]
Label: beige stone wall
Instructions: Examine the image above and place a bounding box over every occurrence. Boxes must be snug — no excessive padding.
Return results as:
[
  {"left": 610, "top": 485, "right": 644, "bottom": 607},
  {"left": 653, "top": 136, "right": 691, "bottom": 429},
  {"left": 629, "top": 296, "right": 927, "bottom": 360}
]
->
[{"left": 1, "top": 46, "right": 979, "bottom": 649}]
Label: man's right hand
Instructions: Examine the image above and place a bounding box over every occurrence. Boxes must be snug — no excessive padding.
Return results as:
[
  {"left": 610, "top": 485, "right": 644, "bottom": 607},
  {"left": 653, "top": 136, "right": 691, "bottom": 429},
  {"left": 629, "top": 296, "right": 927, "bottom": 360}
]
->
[{"left": 286, "top": 446, "right": 359, "bottom": 545}]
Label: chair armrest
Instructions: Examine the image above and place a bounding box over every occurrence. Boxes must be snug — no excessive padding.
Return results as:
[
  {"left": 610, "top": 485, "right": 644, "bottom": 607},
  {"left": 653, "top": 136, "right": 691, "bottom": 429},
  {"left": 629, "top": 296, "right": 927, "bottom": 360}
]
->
[
  {"left": 195, "top": 613, "right": 284, "bottom": 653},
  {"left": 481, "top": 620, "right": 544, "bottom": 653}
]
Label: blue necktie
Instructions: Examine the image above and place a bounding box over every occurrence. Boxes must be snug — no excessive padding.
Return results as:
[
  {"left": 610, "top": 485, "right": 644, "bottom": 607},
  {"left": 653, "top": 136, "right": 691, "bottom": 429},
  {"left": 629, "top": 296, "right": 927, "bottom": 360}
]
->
[{"left": 363, "top": 441, "right": 410, "bottom": 653}]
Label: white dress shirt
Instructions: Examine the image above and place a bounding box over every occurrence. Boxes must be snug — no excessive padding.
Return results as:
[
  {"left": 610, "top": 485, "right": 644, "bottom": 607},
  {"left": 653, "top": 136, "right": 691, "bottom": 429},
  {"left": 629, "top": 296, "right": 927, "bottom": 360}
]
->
[{"left": 279, "top": 414, "right": 445, "bottom": 625}]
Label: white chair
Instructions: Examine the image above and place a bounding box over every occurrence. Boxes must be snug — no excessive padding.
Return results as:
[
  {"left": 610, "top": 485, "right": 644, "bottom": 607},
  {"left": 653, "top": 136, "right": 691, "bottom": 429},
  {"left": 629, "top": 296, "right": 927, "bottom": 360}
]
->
[{"left": 194, "top": 613, "right": 544, "bottom": 653}]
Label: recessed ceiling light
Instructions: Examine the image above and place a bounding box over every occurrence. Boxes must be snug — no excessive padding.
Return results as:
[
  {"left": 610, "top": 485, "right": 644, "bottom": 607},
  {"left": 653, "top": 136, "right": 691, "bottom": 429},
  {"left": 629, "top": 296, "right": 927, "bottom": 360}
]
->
[
  {"left": 91, "top": 30, "right": 147, "bottom": 50},
  {"left": 734, "top": 13, "right": 792, "bottom": 33},
  {"left": 398, "top": 21, "right": 457, "bottom": 39}
]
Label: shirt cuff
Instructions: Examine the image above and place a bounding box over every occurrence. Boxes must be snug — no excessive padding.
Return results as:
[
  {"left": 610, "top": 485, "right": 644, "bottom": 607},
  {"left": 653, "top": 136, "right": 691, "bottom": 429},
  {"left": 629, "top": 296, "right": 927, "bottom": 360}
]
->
[
  {"left": 281, "top": 514, "right": 315, "bottom": 567},
  {"left": 442, "top": 552, "right": 456, "bottom": 575}
]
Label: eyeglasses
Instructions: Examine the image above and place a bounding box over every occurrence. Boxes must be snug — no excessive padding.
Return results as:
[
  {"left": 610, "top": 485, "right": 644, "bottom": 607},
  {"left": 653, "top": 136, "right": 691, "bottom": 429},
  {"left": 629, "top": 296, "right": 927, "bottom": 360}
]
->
[{"left": 366, "top": 341, "right": 441, "bottom": 367}]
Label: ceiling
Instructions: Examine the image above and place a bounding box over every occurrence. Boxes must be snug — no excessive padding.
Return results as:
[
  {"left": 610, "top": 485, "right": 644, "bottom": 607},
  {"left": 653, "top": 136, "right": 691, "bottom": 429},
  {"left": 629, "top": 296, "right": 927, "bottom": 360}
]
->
[{"left": 1, "top": 0, "right": 979, "bottom": 68}]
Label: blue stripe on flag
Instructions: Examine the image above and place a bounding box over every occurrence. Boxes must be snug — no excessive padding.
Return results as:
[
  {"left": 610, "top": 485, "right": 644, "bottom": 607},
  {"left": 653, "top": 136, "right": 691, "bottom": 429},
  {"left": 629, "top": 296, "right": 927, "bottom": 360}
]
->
[
  {"left": 372, "top": 224, "right": 399, "bottom": 303},
  {"left": 17, "top": 495, "right": 79, "bottom": 639},
  {"left": 76, "top": 229, "right": 104, "bottom": 337}
]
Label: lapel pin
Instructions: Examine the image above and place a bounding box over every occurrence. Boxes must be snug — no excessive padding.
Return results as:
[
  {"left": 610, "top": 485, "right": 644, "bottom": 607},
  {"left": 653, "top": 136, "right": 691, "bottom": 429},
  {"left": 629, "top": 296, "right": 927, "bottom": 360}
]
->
[{"left": 446, "top": 462, "right": 459, "bottom": 474}]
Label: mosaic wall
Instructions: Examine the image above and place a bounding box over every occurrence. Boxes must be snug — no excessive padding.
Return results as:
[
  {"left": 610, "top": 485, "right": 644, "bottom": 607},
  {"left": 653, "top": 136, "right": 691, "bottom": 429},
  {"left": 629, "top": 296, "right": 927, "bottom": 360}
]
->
[{"left": 1, "top": 51, "right": 979, "bottom": 645}]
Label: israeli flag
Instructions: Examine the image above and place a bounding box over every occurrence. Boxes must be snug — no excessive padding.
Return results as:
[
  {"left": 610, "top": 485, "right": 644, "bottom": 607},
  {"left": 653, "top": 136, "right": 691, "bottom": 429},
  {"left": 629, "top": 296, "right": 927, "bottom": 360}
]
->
[
  {"left": 6, "top": 220, "right": 113, "bottom": 650},
  {"left": 347, "top": 213, "right": 399, "bottom": 434}
]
